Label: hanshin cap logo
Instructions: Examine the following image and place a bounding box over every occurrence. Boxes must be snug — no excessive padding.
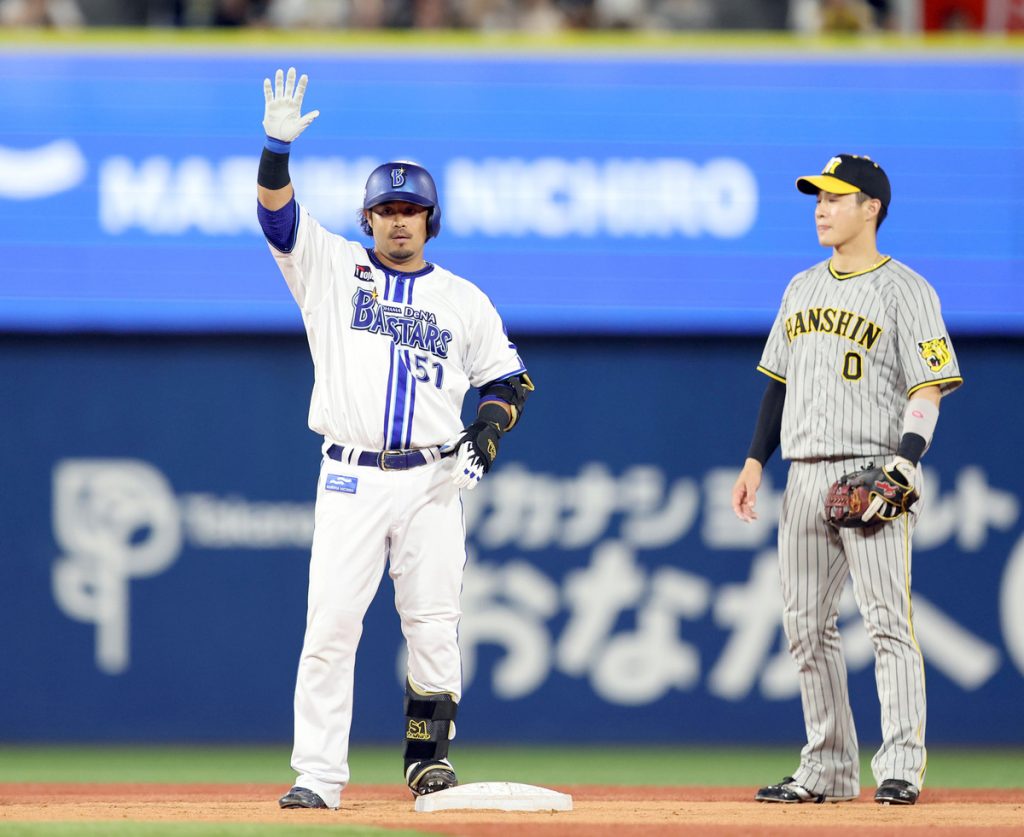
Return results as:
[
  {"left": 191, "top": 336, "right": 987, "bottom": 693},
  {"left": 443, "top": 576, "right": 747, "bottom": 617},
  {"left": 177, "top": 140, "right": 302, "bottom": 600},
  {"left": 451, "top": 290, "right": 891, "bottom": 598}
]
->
[{"left": 796, "top": 154, "right": 891, "bottom": 209}]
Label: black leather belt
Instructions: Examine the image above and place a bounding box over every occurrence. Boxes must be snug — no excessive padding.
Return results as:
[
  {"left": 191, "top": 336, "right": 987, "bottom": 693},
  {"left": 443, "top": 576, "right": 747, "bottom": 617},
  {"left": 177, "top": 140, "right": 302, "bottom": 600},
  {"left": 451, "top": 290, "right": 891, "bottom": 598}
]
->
[{"left": 327, "top": 444, "right": 429, "bottom": 471}]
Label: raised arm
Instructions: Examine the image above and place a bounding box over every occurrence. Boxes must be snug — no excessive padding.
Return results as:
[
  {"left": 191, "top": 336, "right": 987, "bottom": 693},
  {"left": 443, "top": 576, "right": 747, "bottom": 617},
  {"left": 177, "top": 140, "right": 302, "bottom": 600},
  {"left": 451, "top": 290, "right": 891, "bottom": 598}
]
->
[{"left": 257, "top": 67, "right": 320, "bottom": 210}]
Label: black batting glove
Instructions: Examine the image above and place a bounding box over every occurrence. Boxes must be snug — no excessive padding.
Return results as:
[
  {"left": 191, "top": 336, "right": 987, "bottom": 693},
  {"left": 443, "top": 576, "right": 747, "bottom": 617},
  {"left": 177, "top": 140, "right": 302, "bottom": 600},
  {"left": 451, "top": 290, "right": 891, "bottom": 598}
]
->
[
  {"left": 442, "top": 419, "right": 501, "bottom": 490},
  {"left": 460, "top": 418, "right": 502, "bottom": 470}
]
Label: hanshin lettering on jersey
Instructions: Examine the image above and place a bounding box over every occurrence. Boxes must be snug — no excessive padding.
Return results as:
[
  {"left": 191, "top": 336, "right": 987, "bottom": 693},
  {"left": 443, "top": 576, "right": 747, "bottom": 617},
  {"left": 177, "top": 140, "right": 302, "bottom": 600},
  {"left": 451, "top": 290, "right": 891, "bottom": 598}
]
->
[{"left": 784, "top": 306, "right": 883, "bottom": 350}]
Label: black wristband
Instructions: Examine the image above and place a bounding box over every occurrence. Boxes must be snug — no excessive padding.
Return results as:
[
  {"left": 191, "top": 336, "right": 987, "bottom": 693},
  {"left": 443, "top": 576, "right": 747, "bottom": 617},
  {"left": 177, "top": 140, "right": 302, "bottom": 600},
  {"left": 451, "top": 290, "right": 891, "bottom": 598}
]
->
[
  {"left": 896, "top": 432, "right": 927, "bottom": 465},
  {"left": 747, "top": 378, "right": 785, "bottom": 465},
  {"left": 257, "top": 147, "right": 291, "bottom": 190}
]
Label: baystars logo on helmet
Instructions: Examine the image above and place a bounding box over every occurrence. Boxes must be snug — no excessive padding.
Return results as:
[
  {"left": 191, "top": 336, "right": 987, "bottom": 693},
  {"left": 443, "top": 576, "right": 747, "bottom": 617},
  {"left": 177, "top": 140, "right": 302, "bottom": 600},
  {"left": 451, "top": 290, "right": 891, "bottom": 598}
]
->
[{"left": 391, "top": 167, "right": 406, "bottom": 188}]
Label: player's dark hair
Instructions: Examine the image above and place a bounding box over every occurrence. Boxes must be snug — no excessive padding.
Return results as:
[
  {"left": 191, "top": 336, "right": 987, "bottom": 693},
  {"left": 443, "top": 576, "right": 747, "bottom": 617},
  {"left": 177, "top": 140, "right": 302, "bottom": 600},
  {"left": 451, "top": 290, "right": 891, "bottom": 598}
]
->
[{"left": 855, "top": 191, "right": 887, "bottom": 230}]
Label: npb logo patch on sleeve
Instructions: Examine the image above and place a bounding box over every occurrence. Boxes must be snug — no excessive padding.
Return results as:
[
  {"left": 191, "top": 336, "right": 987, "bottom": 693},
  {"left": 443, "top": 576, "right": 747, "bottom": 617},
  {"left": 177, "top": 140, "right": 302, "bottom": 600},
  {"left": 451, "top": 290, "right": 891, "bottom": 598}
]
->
[{"left": 325, "top": 474, "right": 358, "bottom": 494}]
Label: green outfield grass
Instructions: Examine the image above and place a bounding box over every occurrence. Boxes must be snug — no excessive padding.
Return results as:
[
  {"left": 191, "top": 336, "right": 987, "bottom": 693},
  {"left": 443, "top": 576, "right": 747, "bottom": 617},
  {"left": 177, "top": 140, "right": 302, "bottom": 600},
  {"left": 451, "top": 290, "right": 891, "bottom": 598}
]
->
[
  {"left": 1, "top": 744, "right": 1022, "bottom": 788},
  {"left": 1, "top": 28, "right": 1022, "bottom": 54}
]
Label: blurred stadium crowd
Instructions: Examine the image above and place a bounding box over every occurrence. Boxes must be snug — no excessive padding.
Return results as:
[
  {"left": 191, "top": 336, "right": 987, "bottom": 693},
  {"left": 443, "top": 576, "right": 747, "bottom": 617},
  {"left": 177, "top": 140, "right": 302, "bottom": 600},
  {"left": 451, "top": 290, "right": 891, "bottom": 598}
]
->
[{"left": 0, "top": 0, "right": 1009, "bottom": 32}]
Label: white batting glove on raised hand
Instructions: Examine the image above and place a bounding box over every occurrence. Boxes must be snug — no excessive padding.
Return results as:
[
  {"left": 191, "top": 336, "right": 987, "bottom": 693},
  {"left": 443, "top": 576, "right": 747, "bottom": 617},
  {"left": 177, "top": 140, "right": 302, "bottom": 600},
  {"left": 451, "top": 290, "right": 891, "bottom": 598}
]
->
[{"left": 263, "top": 67, "right": 320, "bottom": 143}]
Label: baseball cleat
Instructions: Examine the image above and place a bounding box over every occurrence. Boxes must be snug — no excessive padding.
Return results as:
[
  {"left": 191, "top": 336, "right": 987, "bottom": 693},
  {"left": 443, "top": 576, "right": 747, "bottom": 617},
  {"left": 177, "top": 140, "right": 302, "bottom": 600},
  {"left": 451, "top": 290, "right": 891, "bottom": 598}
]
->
[
  {"left": 278, "top": 786, "right": 329, "bottom": 809},
  {"left": 755, "top": 777, "right": 856, "bottom": 804},
  {"left": 874, "top": 779, "right": 919, "bottom": 805},
  {"left": 407, "top": 759, "right": 458, "bottom": 796}
]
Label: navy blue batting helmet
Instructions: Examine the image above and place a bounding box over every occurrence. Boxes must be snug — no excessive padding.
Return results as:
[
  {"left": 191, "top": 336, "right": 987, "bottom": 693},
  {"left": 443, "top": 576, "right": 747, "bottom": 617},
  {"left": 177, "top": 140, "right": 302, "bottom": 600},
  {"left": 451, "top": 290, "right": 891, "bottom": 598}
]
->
[{"left": 360, "top": 161, "right": 442, "bottom": 239}]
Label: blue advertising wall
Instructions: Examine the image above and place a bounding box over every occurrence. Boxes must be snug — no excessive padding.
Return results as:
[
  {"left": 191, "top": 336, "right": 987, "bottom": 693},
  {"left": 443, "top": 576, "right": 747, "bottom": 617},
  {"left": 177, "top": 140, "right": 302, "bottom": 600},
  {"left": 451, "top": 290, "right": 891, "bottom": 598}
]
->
[
  {"left": 1, "top": 50, "right": 1022, "bottom": 334},
  {"left": 2, "top": 334, "right": 1022, "bottom": 744}
]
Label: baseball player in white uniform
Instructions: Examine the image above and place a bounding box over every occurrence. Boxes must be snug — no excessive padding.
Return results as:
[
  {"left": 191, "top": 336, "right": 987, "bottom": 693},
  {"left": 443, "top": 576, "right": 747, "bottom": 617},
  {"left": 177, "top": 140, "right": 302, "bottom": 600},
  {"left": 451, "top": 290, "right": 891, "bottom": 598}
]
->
[
  {"left": 732, "top": 155, "right": 962, "bottom": 806},
  {"left": 256, "top": 68, "right": 534, "bottom": 810}
]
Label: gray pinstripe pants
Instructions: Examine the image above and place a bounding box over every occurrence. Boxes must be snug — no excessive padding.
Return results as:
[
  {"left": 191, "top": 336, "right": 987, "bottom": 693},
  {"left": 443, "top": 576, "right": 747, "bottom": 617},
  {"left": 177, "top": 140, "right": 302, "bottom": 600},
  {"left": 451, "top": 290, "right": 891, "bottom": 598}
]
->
[{"left": 780, "top": 458, "right": 927, "bottom": 798}]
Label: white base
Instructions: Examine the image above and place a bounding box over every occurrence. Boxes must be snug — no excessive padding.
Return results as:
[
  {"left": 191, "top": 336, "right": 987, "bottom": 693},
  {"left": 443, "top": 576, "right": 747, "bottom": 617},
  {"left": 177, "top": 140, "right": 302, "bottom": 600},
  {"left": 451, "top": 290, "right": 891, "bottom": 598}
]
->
[{"left": 414, "top": 781, "right": 573, "bottom": 813}]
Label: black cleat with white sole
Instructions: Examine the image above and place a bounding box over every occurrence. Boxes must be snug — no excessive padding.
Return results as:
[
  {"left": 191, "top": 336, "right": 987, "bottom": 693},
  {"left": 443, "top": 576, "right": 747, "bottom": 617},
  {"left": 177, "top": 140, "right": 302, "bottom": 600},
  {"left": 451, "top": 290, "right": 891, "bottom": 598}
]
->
[
  {"left": 875, "top": 779, "right": 919, "bottom": 805},
  {"left": 407, "top": 760, "right": 458, "bottom": 797},
  {"left": 755, "top": 777, "right": 856, "bottom": 804},
  {"left": 278, "top": 786, "right": 329, "bottom": 809}
]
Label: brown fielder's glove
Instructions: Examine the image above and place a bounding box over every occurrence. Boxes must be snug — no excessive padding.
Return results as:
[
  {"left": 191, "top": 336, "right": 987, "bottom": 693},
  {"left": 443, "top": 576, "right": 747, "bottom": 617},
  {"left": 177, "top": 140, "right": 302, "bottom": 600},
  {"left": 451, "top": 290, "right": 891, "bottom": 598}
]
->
[{"left": 824, "top": 457, "right": 919, "bottom": 528}]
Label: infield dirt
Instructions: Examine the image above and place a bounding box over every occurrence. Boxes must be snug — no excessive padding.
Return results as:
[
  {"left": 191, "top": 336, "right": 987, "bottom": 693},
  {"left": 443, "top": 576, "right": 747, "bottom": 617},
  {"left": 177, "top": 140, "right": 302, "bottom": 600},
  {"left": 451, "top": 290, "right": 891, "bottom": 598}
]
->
[{"left": 1, "top": 783, "right": 1022, "bottom": 835}]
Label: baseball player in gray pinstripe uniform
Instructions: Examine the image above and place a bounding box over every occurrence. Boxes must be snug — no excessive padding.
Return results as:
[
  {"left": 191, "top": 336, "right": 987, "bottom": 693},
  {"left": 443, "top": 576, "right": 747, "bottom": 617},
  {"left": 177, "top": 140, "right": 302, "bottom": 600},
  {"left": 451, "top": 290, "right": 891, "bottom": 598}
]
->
[{"left": 732, "top": 154, "right": 962, "bottom": 806}]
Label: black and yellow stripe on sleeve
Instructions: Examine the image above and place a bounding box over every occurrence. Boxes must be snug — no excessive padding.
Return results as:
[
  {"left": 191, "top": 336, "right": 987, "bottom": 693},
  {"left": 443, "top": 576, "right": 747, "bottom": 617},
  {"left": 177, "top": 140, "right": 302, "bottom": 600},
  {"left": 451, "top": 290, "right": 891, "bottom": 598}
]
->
[
  {"left": 908, "top": 376, "right": 962, "bottom": 396},
  {"left": 756, "top": 365, "right": 786, "bottom": 384}
]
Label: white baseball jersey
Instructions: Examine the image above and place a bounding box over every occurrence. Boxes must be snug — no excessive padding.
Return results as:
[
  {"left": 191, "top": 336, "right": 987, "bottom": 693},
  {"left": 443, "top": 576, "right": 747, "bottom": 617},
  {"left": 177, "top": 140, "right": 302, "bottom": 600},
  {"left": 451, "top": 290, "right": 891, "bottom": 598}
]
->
[
  {"left": 268, "top": 205, "right": 526, "bottom": 451},
  {"left": 269, "top": 201, "right": 525, "bottom": 807},
  {"left": 757, "top": 257, "right": 962, "bottom": 461}
]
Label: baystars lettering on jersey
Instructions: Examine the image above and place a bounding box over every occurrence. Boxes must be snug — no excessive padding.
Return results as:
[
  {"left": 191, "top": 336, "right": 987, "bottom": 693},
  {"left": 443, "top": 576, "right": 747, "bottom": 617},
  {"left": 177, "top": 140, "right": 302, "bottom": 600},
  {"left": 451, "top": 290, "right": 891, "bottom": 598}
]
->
[
  {"left": 350, "top": 287, "right": 453, "bottom": 358},
  {"left": 267, "top": 205, "right": 524, "bottom": 452}
]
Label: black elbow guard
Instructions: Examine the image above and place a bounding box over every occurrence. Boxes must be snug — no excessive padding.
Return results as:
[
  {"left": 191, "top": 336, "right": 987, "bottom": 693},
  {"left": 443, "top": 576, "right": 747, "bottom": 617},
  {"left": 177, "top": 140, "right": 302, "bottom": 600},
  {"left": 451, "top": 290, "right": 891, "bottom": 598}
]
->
[{"left": 478, "top": 372, "right": 534, "bottom": 431}]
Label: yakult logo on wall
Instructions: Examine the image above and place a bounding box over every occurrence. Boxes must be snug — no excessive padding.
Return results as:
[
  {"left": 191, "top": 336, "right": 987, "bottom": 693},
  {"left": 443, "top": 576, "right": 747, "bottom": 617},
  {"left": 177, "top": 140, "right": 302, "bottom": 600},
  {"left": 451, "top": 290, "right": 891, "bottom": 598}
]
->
[
  {"left": 52, "top": 460, "right": 181, "bottom": 674},
  {"left": 51, "top": 458, "right": 313, "bottom": 675}
]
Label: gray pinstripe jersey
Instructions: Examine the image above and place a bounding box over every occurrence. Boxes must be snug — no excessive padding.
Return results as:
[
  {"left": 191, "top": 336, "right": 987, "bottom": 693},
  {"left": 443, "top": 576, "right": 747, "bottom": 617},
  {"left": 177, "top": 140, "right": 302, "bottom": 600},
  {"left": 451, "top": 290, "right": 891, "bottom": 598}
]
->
[{"left": 758, "top": 256, "right": 962, "bottom": 461}]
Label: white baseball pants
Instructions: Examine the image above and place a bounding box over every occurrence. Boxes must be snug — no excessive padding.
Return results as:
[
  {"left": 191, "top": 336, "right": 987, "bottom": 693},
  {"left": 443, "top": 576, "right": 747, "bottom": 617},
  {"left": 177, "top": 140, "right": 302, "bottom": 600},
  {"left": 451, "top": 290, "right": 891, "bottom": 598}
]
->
[{"left": 288, "top": 455, "right": 466, "bottom": 808}]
